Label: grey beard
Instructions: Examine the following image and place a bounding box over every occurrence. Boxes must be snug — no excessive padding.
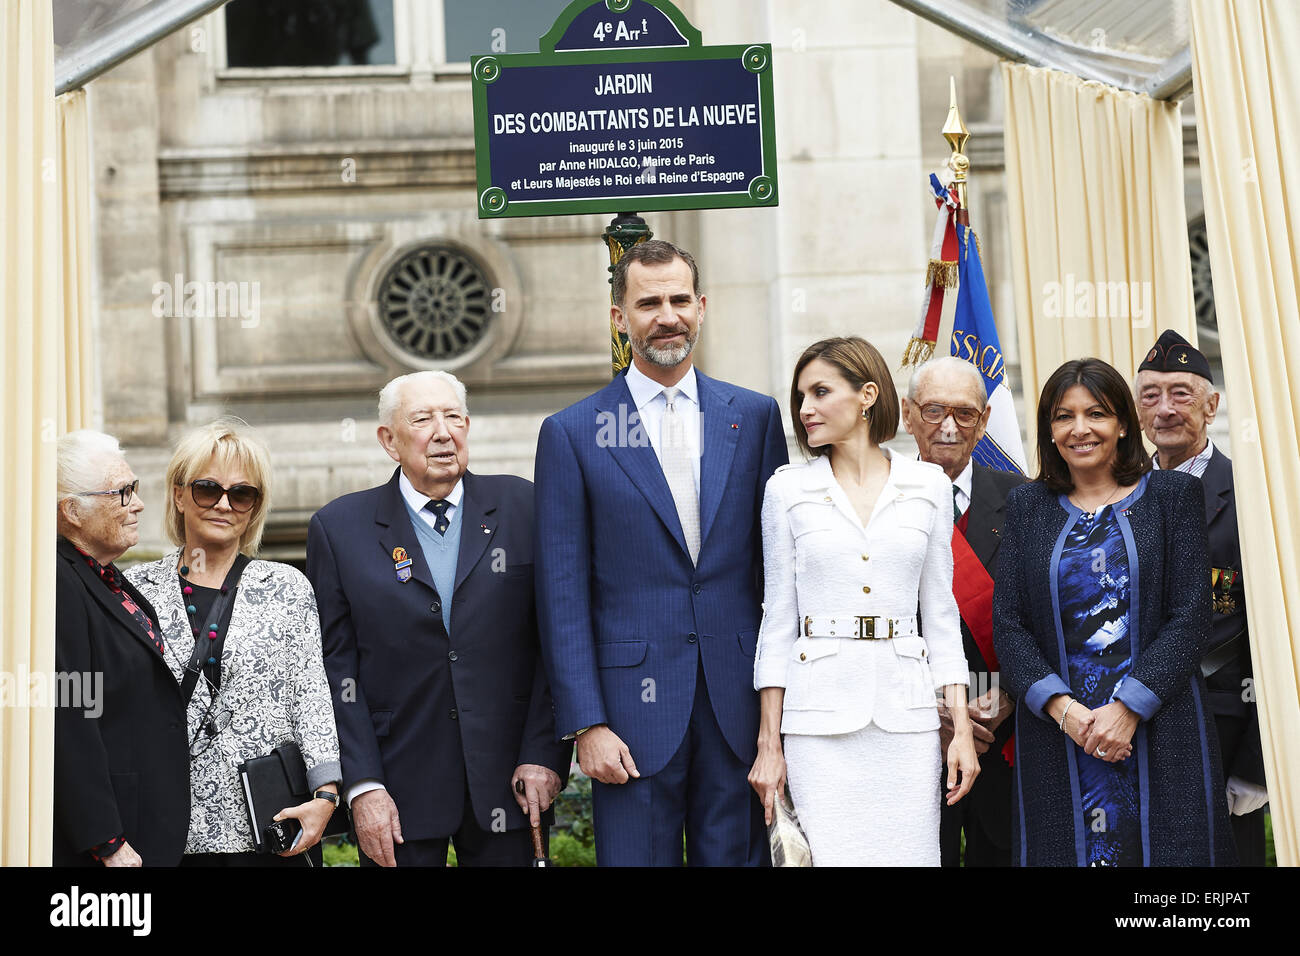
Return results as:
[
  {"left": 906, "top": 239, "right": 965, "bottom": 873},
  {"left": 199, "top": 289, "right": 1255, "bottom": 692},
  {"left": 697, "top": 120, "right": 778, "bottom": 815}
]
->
[{"left": 633, "top": 331, "right": 697, "bottom": 368}]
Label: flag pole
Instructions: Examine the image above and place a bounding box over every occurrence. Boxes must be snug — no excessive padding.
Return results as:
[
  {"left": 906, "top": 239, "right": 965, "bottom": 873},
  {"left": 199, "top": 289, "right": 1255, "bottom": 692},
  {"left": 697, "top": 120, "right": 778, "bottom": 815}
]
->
[
  {"left": 902, "top": 77, "right": 968, "bottom": 368},
  {"left": 943, "top": 76, "right": 971, "bottom": 229}
]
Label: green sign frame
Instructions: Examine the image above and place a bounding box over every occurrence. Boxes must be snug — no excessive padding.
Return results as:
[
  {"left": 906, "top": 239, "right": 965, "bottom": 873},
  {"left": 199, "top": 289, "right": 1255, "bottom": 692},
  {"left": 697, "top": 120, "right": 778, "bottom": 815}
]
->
[{"left": 471, "top": 0, "right": 778, "bottom": 219}]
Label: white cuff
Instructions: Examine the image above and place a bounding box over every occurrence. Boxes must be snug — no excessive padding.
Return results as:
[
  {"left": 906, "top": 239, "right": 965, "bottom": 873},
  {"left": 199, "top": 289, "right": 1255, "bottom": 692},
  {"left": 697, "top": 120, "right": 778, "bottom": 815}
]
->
[{"left": 346, "top": 779, "right": 386, "bottom": 807}]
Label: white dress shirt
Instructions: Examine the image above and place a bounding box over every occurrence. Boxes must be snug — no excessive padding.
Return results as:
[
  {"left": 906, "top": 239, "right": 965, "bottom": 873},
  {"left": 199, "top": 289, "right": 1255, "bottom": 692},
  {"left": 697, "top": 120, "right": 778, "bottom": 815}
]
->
[
  {"left": 754, "top": 451, "right": 970, "bottom": 736},
  {"left": 623, "top": 361, "right": 701, "bottom": 492},
  {"left": 1152, "top": 436, "right": 1214, "bottom": 478},
  {"left": 952, "top": 458, "right": 973, "bottom": 516},
  {"left": 399, "top": 471, "right": 464, "bottom": 530}
]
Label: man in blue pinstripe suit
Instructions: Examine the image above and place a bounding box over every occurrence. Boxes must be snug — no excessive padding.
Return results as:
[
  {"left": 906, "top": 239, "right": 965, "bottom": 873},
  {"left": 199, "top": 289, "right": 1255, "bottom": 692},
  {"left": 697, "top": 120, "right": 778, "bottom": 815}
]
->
[{"left": 534, "top": 240, "right": 788, "bottom": 866}]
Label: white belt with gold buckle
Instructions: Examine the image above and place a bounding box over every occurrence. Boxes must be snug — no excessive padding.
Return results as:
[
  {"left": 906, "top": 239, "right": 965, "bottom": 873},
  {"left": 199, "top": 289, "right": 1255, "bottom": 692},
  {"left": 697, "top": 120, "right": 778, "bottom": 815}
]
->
[{"left": 802, "top": 614, "right": 918, "bottom": 640}]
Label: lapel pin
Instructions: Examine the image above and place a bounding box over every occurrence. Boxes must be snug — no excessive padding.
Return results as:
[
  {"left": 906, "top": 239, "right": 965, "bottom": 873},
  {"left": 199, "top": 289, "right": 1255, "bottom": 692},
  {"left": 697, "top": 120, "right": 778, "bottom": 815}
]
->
[
  {"left": 392, "top": 546, "right": 413, "bottom": 583},
  {"left": 730, "top": 423, "right": 739, "bottom": 429},
  {"left": 481, "top": 523, "right": 491, "bottom": 535}
]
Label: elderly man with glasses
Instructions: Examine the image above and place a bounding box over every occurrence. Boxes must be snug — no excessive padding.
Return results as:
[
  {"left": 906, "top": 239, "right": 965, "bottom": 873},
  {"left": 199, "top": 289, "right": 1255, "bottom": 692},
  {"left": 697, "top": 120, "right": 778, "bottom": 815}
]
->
[
  {"left": 902, "top": 356, "right": 1026, "bottom": 867},
  {"left": 54, "top": 430, "right": 190, "bottom": 866},
  {"left": 1135, "top": 329, "right": 1267, "bottom": 865}
]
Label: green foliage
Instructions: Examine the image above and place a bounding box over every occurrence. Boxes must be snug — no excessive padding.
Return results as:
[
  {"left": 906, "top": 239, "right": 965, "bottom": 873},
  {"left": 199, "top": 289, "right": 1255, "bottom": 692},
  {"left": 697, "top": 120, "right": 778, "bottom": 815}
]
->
[
  {"left": 553, "top": 768, "right": 594, "bottom": 849},
  {"left": 322, "top": 834, "right": 358, "bottom": 867},
  {"left": 550, "top": 830, "right": 596, "bottom": 867}
]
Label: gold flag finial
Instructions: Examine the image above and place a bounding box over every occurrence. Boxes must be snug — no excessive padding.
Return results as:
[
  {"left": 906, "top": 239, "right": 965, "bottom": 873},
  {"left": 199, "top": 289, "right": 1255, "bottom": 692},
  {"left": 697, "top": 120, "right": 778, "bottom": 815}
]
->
[{"left": 942, "top": 76, "right": 970, "bottom": 210}]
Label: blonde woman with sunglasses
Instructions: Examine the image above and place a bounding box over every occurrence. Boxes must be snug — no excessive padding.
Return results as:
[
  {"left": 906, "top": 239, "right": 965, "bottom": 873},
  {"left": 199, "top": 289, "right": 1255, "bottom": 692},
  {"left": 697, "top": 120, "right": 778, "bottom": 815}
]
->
[{"left": 126, "top": 419, "right": 341, "bottom": 866}]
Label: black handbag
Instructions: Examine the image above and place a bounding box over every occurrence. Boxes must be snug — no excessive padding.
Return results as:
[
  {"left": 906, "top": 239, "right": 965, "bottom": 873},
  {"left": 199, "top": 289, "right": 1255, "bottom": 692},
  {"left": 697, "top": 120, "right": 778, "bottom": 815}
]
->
[{"left": 237, "top": 741, "right": 309, "bottom": 854}]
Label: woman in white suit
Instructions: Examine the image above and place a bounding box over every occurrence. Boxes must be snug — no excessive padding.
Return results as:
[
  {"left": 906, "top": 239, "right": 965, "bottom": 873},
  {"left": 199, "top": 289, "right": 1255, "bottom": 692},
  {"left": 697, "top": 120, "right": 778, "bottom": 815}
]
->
[{"left": 749, "top": 337, "right": 979, "bottom": 866}]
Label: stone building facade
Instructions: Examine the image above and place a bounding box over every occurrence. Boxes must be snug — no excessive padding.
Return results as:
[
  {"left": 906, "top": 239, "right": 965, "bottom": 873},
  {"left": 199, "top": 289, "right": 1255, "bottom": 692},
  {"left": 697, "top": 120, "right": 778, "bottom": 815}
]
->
[{"left": 83, "top": 0, "right": 1214, "bottom": 561}]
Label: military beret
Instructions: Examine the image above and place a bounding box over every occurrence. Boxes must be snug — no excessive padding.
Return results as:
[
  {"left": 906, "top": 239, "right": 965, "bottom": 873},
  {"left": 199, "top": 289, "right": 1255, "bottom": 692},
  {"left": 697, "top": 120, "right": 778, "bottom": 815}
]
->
[{"left": 1138, "top": 329, "right": 1213, "bottom": 383}]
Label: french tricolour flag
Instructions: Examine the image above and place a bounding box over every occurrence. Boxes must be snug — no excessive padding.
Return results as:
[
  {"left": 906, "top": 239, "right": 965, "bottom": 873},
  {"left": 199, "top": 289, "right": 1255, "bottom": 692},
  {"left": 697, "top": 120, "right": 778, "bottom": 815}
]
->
[{"left": 952, "top": 224, "right": 1028, "bottom": 475}]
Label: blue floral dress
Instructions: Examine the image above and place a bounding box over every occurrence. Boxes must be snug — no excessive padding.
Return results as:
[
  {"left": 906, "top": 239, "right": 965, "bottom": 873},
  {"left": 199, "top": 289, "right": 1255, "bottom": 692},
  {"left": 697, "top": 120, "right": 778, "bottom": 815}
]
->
[{"left": 1056, "top": 492, "right": 1143, "bottom": 867}]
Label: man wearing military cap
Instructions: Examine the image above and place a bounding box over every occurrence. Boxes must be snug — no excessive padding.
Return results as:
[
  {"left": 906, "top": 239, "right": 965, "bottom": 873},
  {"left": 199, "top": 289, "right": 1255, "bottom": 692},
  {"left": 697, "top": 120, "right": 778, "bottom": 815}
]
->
[{"left": 1135, "top": 328, "right": 1268, "bottom": 864}]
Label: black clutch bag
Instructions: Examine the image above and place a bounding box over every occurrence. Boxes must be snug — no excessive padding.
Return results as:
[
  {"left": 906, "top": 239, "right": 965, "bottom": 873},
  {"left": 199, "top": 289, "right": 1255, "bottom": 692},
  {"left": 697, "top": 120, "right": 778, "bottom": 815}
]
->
[{"left": 237, "top": 741, "right": 309, "bottom": 854}]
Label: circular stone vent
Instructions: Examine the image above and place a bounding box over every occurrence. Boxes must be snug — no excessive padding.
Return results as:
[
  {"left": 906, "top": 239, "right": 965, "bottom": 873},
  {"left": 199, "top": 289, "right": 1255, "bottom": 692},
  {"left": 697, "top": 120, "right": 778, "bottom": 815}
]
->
[{"left": 377, "top": 246, "right": 492, "bottom": 361}]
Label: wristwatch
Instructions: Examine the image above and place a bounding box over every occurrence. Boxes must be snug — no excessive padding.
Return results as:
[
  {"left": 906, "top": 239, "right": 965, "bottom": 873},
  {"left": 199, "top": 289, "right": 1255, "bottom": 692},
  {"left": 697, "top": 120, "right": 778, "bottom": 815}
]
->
[{"left": 313, "top": 789, "right": 341, "bottom": 807}]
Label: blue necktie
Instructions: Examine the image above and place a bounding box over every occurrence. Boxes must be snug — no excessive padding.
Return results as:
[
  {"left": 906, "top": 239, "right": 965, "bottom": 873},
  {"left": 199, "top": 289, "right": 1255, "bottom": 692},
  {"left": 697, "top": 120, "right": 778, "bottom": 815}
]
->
[{"left": 426, "top": 499, "right": 451, "bottom": 535}]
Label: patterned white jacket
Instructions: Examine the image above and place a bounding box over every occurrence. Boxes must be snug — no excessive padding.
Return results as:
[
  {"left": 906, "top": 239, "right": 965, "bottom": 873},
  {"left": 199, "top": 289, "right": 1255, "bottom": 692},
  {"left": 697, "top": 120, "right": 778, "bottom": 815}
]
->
[
  {"left": 754, "top": 450, "right": 969, "bottom": 736},
  {"left": 127, "top": 550, "right": 341, "bottom": 854}
]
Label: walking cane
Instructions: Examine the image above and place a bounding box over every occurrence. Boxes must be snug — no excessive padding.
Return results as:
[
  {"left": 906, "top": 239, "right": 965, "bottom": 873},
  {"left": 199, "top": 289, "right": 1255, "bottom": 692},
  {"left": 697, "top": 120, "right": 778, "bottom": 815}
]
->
[
  {"left": 518, "top": 778, "right": 552, "bottom": 866},
  {"left": 530, "top": 823, "right": 551, "bottom": 867}
]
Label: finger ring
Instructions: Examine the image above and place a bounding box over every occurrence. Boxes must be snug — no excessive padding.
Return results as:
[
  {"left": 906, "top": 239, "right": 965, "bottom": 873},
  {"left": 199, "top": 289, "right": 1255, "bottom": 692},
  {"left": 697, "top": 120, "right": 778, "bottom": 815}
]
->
[{"left": 1097, "top": 748, "right": 1108, "bottom": 757}]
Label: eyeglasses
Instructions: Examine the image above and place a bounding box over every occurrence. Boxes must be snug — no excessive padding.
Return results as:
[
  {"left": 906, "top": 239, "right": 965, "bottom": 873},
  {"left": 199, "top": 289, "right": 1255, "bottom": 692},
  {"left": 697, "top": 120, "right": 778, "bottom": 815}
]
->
[
  {"left": 189, "top": 671, "right": 231, "bottom": 757},
  {"left": 188, "top": 479, "right": 261, "bottom": 513},
  {"left": 74, "top": 480, "right": 140, "bottom": 507},
  {"left": 919, "top": 404, "right": 983, "bottom": 429}
]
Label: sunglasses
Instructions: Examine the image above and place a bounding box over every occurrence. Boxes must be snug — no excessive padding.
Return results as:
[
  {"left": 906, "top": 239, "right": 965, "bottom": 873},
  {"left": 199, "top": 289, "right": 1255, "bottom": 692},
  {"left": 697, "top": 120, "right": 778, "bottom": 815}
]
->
[
  {"left": 188, "top": 479, "right": 261, "bottom": 513},
  {"left": 74, "top": 479, "right": 140, "bottom": 507}
]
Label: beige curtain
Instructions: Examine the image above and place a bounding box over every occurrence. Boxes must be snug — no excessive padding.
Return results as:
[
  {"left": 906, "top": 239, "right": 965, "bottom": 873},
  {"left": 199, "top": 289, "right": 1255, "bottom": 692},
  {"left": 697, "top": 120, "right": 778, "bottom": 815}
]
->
[
  {"left": 59, "top": 89, "right": 94, "bottom": 432},
  {"left": 0, "top": 0, "right": 59, "bottom": 866},
  {"left": 1002, "top": 62, "right": 1197, "bottom": 452},
  {"left": 1190, "top": 0, "right": 1300, "bottom": 867}
]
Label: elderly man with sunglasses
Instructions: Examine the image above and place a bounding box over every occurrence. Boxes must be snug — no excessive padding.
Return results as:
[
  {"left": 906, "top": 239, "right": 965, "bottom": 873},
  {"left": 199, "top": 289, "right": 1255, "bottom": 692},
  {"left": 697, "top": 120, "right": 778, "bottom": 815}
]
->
[
  {"left": 55, "top": 430, "right": 190, "bottom": 866},
  {"left": 901, "top": 357, "right": 1027, "bottom": 867}
]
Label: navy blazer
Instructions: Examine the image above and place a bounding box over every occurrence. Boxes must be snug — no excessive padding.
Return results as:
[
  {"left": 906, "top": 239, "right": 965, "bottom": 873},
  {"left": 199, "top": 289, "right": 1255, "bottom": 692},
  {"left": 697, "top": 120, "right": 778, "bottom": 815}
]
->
[
  {"left": 534, "top": 369, "right": 788, "bottom": 777},
  {"left": 1198, "top": 446, "right": 1263, "bottom": 786},
  {"left": 306, "top": 469, "right": 571, "bottom": 840},
  {"left": 53, "top": 538, "right": 190, "bottom": 866},
  {"left": 992, "top": 472, "right": 1235, "bottom": 866}
]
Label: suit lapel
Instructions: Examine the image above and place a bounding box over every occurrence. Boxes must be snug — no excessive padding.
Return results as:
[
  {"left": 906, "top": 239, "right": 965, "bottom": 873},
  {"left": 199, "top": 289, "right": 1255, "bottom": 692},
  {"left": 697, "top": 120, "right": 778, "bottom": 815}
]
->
[
  {"left": 135, "top": 550, "right": 195, "bottom": 680},
  {"left": 963, "top": 465, "right": 1003, "bottom": 570},
  {"left": 1201, "top": 447, "right": 1233, "bottom": 531},
  {"left": 697, "top": 372, "right": 739, "bottom": 549},
  {"left": 375, "top": 468, "right": 439, "bottom": 595},
  {"left": 58, "top": 538, "right": 166, "bottom": 662},
  {"left": 454, "top": 473, "right": 499, "bottom": 595},
  {"left": 599, "top": 376, "right": 691, "bottom": 559}
]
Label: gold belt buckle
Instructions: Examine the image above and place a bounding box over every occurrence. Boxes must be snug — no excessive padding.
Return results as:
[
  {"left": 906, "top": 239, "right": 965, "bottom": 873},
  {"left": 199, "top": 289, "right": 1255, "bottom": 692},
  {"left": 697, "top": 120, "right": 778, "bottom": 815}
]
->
[
  {"left": 855, "top": 616, "right": 896, "bottom": 640},
  {"left": 803, "top": 616, "right": 813, "bottom": 638}
]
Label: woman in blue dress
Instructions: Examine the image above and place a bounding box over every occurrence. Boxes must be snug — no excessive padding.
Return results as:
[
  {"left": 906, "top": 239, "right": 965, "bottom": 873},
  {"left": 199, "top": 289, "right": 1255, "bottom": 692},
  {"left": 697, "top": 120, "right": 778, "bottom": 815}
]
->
[
  {"left": 1058, "top": 482, "right": 1143, "bottom": 866},
  {"left": 993, "top": 358, "right": 1235, "bottom": 866}
]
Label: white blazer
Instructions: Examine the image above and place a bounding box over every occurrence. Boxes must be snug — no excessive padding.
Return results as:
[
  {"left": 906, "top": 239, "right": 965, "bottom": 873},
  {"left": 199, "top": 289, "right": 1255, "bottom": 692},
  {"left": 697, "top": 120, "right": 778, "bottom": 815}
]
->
[{"left": 754, "top": 450, "right": 969, "bottom": 736}]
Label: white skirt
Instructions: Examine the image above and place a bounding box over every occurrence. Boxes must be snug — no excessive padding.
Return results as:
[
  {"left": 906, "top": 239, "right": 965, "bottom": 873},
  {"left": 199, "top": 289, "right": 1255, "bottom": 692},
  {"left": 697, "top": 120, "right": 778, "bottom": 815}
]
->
[{"left": 784, "top": 723, "right": 942, "bottom": 867}]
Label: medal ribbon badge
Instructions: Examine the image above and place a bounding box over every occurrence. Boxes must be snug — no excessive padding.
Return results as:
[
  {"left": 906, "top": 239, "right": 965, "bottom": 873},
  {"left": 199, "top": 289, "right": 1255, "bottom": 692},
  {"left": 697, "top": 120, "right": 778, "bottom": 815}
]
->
[
  {"left": 393, "top": 546, "right": 413, "bottom": 583},
  {"left": 1210, "top": 567, "right": 1238, "bottom": 613}
]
